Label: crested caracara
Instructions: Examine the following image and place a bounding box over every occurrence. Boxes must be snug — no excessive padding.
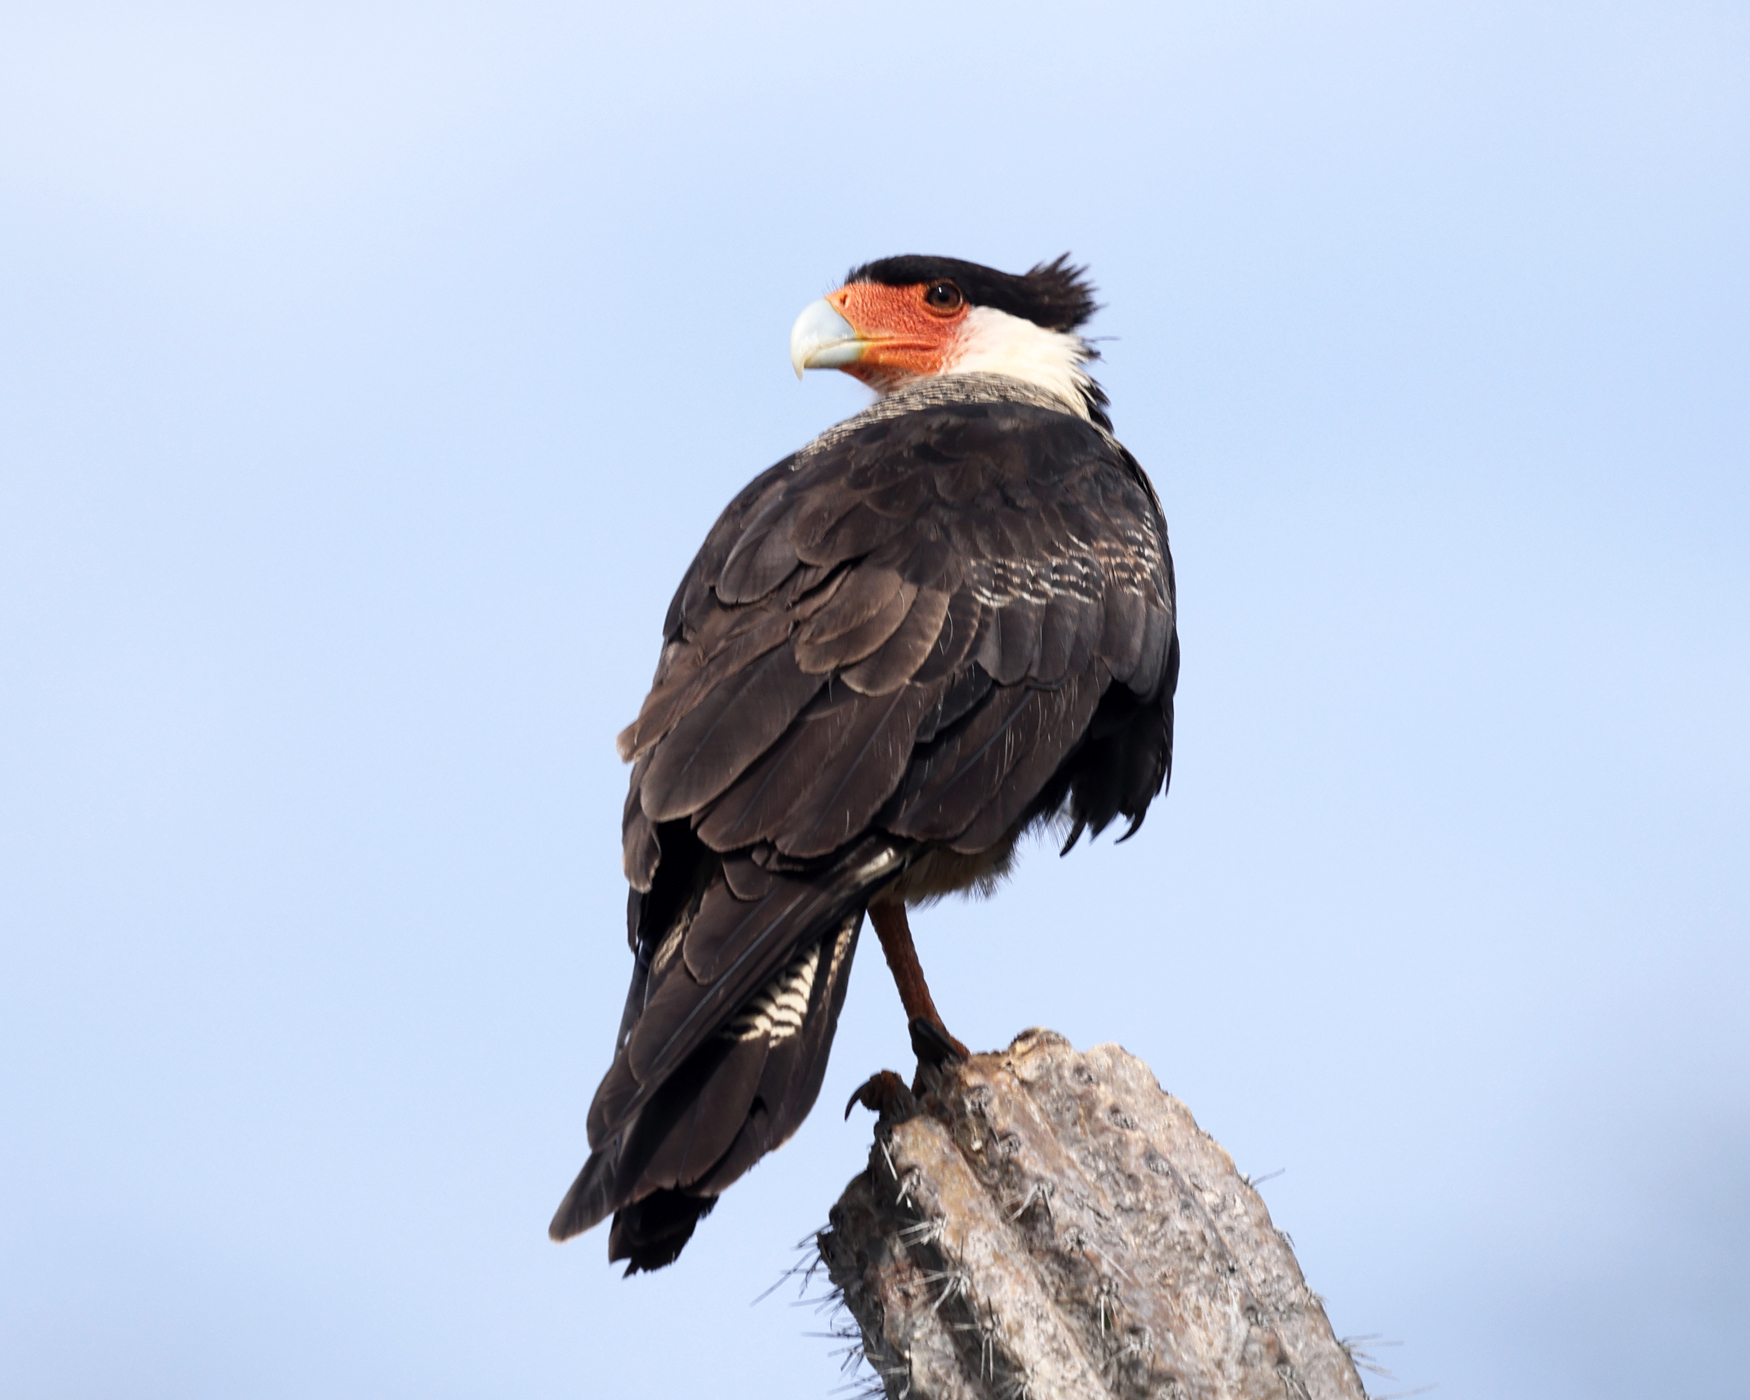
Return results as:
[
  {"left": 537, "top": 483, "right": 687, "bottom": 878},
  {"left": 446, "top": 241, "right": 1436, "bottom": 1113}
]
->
[{"left": 551, "top": 255, "right": 1179, "bottom": 1272}]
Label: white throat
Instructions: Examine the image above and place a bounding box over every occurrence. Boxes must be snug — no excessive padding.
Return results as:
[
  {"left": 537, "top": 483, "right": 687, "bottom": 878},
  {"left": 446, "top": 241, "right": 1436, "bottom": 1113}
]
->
[{"left": 941, "top": 306, "right": 1098, "bottom": 419}]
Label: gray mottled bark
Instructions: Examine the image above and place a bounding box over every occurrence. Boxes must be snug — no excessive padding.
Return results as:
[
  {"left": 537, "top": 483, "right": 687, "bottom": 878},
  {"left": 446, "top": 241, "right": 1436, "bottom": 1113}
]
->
[{"left": 818, "top": 1030, "right": 1369, "bottom": 1400}]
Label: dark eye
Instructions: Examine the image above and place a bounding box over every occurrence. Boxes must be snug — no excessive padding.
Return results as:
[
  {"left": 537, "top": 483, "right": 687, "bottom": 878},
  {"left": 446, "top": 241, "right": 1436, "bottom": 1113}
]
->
[{"left": 923, "top": 281, "right": 964, "bottom": 314}]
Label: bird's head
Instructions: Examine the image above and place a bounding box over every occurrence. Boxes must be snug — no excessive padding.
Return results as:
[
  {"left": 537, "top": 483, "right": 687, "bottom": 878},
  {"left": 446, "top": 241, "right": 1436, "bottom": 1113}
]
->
[{"left": 789, "top": 254, "right": 1108, "bottom": 425}]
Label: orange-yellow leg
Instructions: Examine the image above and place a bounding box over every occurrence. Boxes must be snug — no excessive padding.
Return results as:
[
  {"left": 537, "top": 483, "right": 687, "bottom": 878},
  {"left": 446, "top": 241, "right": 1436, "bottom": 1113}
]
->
[{"left": 867, "top": 900, "right": 970, "bottom": 1061}]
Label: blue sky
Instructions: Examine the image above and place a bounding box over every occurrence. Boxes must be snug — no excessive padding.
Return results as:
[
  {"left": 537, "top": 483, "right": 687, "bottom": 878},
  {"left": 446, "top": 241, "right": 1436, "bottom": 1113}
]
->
[{"left": 2, "top": 3, "right": 1745, "bottom": 1396}]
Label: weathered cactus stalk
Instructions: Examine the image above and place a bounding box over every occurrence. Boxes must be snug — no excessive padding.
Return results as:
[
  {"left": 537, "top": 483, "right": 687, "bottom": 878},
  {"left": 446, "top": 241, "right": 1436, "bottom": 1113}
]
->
[{"left": 819, "top": 1030, "right": 1368, "bottom": 1400}]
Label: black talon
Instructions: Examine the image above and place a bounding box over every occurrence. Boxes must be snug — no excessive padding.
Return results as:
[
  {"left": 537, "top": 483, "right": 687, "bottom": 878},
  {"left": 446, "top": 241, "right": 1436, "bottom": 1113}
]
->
[
  {"left": 845, "top": 1070, "right": 918, "bottom": 1121},
  {"left": 909, "top": 1016, "right": 971, "bottom": 1067}
]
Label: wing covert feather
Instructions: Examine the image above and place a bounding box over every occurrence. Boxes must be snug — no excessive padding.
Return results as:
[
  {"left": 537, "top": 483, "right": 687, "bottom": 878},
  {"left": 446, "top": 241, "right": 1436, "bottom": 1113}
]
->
[
  {"left": 638, "top": 647, "right": 823, "bottom": 821},
  {"left": 840, "top": 586, "right": 952, "bottom": 695}
]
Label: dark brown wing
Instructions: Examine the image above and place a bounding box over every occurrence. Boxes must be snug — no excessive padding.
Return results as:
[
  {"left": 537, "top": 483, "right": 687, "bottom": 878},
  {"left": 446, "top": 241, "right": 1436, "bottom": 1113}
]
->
[{"left": 551, "top": 395, "right": 1177, "bottom": 1270}]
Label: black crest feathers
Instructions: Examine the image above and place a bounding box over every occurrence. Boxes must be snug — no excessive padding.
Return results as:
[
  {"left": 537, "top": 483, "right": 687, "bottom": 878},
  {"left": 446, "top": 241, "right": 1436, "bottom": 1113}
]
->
[{"left": 846, "top": 254, "right": 1100, "bottom": 333}]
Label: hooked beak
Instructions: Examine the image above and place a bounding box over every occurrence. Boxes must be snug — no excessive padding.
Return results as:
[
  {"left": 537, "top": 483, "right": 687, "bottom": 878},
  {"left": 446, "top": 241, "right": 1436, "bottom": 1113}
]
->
[{"left": 789, "top": 298, "right": 866, "bottom": 378}]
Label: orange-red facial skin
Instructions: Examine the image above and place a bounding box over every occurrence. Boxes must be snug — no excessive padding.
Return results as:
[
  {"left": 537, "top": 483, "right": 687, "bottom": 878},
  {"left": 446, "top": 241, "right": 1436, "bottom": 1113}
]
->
[{"left": 829, "top": 282, "right": 969, "bottom": 391}]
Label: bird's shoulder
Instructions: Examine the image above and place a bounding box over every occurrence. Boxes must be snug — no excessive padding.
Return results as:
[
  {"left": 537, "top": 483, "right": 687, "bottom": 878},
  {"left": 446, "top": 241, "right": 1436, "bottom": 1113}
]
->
[{"left": 662, "top": 396, "right": 1168, "bottom": 649}]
